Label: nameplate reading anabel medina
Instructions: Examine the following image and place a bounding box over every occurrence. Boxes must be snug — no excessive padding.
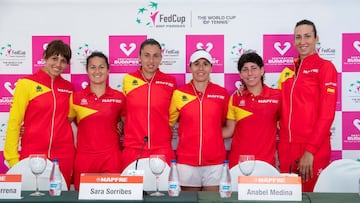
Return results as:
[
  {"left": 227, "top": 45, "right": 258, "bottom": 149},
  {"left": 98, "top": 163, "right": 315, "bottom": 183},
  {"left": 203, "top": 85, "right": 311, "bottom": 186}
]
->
[
  {"left": 238, "top": 176, "right": 302, "bottom": 201},
  {"left": 78, "top": 173, "right": 143, "bottom": 200}
]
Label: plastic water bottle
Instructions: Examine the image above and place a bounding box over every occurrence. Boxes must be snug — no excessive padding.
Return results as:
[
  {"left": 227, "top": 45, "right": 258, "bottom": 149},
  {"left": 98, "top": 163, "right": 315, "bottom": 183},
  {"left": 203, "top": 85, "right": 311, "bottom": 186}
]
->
[
  {"left": 168, "top": 159, "right": 181, "bottom": 197},
  {"left": 219, "top": 160, "right": 232, "bottom": 198},
  {"left": 49, "top": 159, "right": 62, "bottom": 196}
]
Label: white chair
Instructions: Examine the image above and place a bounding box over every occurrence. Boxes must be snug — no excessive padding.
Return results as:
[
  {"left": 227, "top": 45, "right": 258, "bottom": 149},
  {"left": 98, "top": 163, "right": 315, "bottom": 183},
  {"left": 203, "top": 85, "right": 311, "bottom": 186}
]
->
[
  {"left": 6, "top": 158, "right": 68, "bottom": 191},
  {"left": 313, "top": 159, "right": 360, "bottom": 193},
  {"left": 230, "top": 160, "right": 280, "bottom": 191},
  {"left": 121, "top": 158, "right": 170, "bottom": 191}
]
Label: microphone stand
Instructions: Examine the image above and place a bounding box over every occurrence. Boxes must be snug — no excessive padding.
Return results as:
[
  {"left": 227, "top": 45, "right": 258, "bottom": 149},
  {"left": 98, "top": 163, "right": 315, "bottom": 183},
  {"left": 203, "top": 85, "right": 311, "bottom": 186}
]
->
[
  {"left": 135, "top": 136, "right": 149, "bottom": 196},
  {"left": 135, "top": 136, "right": 148, "bottom": 170}
]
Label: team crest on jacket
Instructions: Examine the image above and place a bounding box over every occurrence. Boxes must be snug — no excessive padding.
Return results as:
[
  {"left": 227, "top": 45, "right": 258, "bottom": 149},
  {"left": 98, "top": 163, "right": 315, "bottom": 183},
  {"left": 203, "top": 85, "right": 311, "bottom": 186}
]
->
[
  {"left": 181, "top": 95, "right": 188, "bottom": 102},
  {"left": 36, "top": 85, "right": 42, "bottom": 92},
  {"left": 239, "top": 99, "right": 245, "bottom": 106},
  {"left": 132, "top": 79, "right": 139, "bottom": 86},
  {"left": 80, "top": 98, "right": 88, "bottom": 105}
]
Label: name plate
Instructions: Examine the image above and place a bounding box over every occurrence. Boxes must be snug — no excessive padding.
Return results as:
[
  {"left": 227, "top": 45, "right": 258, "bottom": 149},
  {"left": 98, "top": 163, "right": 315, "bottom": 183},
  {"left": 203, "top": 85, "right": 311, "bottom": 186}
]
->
[
  {"left": 238, "top": 176, "right": 302, "bottom": 201},
  {"left": 0, "top": 174, "right": 22, "bottom": 199},
  {"left": 78, "top": 173, "right": 143, "bottom": 200}
]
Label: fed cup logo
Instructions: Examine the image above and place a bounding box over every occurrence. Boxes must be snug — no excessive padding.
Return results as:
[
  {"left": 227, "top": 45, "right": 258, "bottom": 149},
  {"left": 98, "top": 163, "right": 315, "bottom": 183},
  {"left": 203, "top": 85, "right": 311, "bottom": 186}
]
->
[{"left": 136, "top": 1, "right": 159, "bottom": 27}]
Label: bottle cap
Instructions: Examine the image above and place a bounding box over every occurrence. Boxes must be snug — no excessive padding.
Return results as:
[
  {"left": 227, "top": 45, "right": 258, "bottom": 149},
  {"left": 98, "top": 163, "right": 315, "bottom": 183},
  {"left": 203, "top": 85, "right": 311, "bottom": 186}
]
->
[
  {"left": 171, "top": 159, "right": 177, "bottom": 163},
  {"left": 223, "top": 160, "right": 229, "bottom": 164},
  {"left": 52, "top": 159, "right": 59, "bottom": 162}
]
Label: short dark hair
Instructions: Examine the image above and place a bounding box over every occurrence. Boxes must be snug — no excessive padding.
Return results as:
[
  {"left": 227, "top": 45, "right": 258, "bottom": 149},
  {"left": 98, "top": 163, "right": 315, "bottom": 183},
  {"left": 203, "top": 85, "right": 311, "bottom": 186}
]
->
[
  {"left": 237, "top": 52, "right": 264, "bottom": 72},
  {"left": 139, "top": 38, "right": 162, "bottom": 55},
  {"left": 43, "top": 40, "right": 72, "bottom": 64},
  {"left": 86, "top": 51, "right": 109, "bottom": 70},
  {"left": 237, "top": 51, "right": 264, "bottom": 84},
  {"left": 295, "top": 19, "right": 317, "bottom": 38}
]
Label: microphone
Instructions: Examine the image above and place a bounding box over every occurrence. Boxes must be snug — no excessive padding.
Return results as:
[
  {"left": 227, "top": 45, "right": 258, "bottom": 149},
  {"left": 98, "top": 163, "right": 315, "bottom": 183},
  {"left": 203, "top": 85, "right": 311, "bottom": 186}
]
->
[{"left": 135, "top": 136, "right": 148, "bottom": 170}]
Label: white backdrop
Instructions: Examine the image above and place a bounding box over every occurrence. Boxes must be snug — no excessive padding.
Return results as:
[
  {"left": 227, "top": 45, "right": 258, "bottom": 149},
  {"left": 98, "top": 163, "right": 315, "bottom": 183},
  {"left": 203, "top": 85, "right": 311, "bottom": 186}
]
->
[{"left": 0, "top": 0, "right": 359, "bottom": 173}]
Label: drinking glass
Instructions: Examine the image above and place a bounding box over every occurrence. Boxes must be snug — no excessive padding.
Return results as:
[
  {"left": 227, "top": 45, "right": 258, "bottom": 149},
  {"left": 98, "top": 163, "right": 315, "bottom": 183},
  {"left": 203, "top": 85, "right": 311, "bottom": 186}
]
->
[
  {"left": 29, "top": 154, "right": 47, "bottom": 196},
  {"left": 149, "top": 154, "right": 166, "bottom": 196},
  {"left": 238, "top": 155, "right": 255, "bottom": 176}
]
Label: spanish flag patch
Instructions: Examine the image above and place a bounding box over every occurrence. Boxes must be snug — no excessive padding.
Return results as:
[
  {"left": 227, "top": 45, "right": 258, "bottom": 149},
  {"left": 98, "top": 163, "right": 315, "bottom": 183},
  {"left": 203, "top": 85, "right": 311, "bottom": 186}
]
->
[{"left": 327, "top": 88, "right": 335, "bottom": 93}]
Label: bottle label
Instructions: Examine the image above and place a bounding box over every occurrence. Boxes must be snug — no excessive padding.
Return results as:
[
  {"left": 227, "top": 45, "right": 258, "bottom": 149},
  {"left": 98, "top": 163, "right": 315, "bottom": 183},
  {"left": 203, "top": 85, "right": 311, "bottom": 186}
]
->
[
  {"left": 49, "top": 181, "right": 62, "bottom": 196},
  {"left": 168, "top": 181, "right": 180, "bottom": 197},
  {"left": 219, "top": 182, "right": 232, "bottom": 198}
]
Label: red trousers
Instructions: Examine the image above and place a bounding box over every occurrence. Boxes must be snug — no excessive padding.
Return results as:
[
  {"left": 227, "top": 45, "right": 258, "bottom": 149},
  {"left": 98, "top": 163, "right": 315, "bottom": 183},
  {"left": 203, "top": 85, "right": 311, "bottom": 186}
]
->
[
  {"left": 73, "top": 149, "right": 122, "bottom": 190},
  {"left": 278, "top": 141, "right": 330, "bottom": 192},
  {"left": 120, "top": 147, "right": 175, "bottom": 172}
]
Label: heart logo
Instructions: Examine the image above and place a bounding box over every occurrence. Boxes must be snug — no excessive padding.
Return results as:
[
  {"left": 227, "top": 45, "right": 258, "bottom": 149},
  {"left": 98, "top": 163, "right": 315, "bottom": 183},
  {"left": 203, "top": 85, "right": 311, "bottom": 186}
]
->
[
  {"left": 42, "top": 43, "right": 48, "bottom": 50},
  {"left": 196, "top": 42, "right": 213, "bottom": 52},
  {"left": 274, "top": 42, "right": 291, "bottom": 56},
  {"left": 235, "top": 81, "right": 242, "bottom": 89},
  {"left": 4, "top": 81, "right": 15, "bottom": 95},
  {"left": 120, "top": 43, "right": 136, "bottom": 56},
  {"left": 81, "top": 81, "right": 89, "bottom": 89},
  {"left": 353, "top": 119, "right": 360, "bottom": 131},
  {"left": 353, "top": 41, "right": 360, "bottom": 53}
]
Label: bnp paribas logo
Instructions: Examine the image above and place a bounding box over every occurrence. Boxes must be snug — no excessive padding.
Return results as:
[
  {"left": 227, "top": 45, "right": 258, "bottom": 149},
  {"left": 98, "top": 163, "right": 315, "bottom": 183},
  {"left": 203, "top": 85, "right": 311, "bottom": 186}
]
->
[{"left": 136, "top": 1, "right": 159, "bottom": 27}]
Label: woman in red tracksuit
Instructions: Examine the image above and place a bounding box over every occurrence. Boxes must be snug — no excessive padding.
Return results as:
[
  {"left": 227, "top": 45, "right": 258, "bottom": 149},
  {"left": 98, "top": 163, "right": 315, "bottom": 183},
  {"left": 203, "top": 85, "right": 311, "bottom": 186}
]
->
[
  {"left": 169, "top": 49, "right": 229, "bottom": 191},
  {"left": 121, "top": 39, "right": 176, "bottom": 171},
  {"left": 69, "top": 52, "right": 125, "bottom": 190},
  {"left": 4, "top": 40, "right": 75, "bottom": 188},
  {"left": 277, "top": 19, "right": 337, "bottom": 192},
  {"left": 223, "top": 52, "right": 281, "bottom": 169}
]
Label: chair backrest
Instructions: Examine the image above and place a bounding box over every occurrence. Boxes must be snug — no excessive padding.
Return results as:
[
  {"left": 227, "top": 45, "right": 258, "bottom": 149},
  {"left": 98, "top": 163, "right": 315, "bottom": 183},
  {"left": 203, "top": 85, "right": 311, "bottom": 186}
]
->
[
  {"left": 121, "top": 158, "right": 170, "bottom": 191},
  {"left": 230, "top": 160, "right": 280, "bottom": 191},
  {"left": 313, "top": 159, "right": 360, "bottom": 193},
  {"left": 6, "top": 158, "right": 68, "bottom": 191}
]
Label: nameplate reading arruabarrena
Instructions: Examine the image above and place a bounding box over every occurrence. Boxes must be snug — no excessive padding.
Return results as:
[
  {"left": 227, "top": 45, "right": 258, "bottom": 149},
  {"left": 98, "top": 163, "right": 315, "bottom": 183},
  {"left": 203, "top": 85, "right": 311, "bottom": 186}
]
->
[
  {"left": 238, "top": 176, "right": 302, "bottom": 201},
  {"left": 78, "top": 173, "right": 143, "bottom": 200},
  {"left": 0, "top": 174, "right": 22, "bottom": 199}
]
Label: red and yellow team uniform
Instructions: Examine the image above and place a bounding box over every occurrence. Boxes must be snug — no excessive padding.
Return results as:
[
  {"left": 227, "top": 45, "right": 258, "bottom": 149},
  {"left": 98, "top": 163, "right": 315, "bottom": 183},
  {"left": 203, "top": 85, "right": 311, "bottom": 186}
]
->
[
  {"left": 169, "top": 81, "right": 229, "bottom": 166},
  {"left": 278, "top": 53, "right": 337, "bottom": 192},
  {"left": 227, "top": 85, "right": 281, "bottom": 168},
  {"left": 4, "top": 69, "right": 75, "bottom": 187},
  {"left": 69, "top": 86, "right": 125, "bottom": 190},
  {"left": 121, "top": 69, "right": 176, "bottom": 170}
]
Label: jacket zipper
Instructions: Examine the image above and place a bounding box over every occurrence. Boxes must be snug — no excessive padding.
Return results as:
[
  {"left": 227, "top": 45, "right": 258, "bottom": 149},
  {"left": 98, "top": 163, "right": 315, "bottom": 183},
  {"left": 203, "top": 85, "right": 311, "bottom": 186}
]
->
[
  {"left": 48, "top": 78, "right": 56, "bottom": 158},
  {"left": 288, "top": 60, "right": 302, "bottom": 143}
]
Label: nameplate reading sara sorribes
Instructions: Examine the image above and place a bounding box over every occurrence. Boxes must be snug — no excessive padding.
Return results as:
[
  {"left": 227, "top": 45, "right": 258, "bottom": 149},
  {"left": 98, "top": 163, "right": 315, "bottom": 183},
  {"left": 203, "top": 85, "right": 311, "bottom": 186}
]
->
[{"left": 78, "top": 173, "right": 143, "bottom": 200}]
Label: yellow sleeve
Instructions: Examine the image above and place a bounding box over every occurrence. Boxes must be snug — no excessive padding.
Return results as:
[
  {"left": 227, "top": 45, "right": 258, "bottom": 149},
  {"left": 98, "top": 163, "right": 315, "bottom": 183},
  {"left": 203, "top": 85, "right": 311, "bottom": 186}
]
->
[
  {"left": 68, "top": 93, "right": 76, "bottom": 119},
  {"left": 169, "top": 90, "right": 197, "bottom": 126},
  {"left": 277, "top": 67, "right": 294, "bottom": 90},
  {"left": 122, "top": 74, "right": 146, "bottom": 96},
  {"left": 169, "top": 91, "right": 180, "bottom": 126},
  {"left": 4, "top": 79, "right": 30, "bottom": 167},
  {"left": 226, "top": 95, "right": 236, "bottom": 120}
]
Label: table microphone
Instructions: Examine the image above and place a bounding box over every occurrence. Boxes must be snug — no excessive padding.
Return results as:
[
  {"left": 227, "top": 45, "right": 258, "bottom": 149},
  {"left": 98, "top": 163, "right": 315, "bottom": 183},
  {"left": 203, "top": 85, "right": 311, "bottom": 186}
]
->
[{"left": 135, "top": 136, "right": 148, "bottom": 170}]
